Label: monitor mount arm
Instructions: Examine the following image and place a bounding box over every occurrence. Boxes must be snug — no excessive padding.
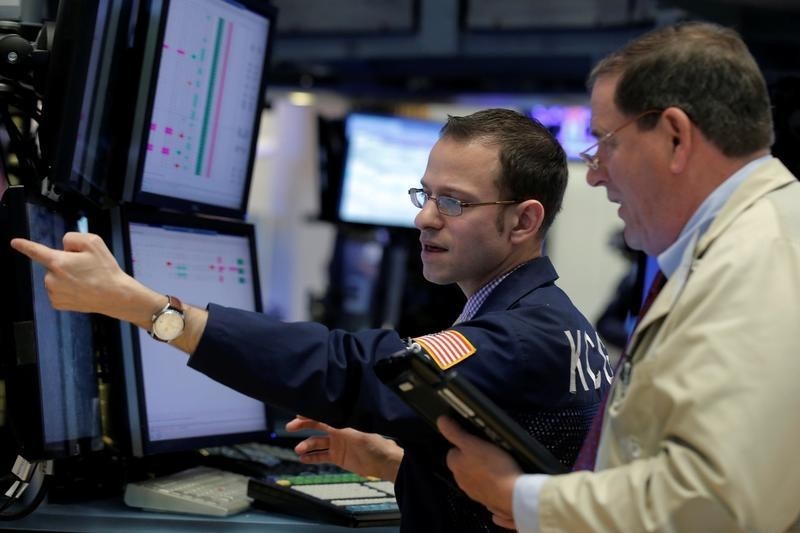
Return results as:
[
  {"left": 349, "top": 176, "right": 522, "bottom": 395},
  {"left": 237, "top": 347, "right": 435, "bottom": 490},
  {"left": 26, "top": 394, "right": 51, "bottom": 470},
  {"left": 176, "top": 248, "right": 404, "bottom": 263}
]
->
[{"left": 0, "top": 20, "right": 51, "bottom": 191}]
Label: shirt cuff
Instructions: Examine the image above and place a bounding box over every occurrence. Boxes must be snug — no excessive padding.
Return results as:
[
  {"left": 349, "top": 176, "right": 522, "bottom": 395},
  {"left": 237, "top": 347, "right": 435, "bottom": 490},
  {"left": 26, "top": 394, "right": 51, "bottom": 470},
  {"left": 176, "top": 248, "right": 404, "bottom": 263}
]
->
[{"left": 513, "top": 474, "right": 551, "bottom": 533}]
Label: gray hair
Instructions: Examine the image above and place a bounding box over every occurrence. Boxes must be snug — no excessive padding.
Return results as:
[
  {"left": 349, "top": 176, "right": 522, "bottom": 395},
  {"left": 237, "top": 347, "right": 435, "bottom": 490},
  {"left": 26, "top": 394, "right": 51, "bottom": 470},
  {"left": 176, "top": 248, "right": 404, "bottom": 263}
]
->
[{"left": 589, "top": 22, "right": 774, "bottom": 157}]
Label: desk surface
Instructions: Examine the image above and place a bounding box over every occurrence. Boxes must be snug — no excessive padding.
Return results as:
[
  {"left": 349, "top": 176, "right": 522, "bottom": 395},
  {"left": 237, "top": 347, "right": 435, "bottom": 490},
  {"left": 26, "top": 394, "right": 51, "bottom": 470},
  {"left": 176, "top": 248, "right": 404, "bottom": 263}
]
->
[{"left": 2, "top": 497, "right": 401, "bottom": 532}]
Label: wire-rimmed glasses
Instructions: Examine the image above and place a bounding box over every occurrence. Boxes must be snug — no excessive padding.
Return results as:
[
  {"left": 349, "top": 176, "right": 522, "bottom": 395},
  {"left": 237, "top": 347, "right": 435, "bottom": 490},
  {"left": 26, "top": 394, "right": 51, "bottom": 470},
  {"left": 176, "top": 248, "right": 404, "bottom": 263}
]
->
[
  {"left": 408, "top": 188, "right": 520, "bottom": 217},
  {"left": 579, "top": 109, "right": 663, "bottom": 170}
]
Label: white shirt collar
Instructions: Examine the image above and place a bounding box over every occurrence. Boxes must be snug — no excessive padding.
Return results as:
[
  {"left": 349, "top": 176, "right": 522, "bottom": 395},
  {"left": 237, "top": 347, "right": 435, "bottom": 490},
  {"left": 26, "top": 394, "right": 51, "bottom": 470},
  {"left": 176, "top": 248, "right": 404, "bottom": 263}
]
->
[{"left": 658, "top": 154, "right": 773, "bottom": 278}]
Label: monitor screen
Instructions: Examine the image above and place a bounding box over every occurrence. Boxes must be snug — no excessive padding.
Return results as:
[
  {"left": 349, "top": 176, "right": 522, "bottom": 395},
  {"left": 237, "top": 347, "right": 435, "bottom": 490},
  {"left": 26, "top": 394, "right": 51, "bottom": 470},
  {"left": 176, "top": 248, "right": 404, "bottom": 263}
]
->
[
  {"left": 111, "top": 208, "right": 268, "bottom": 456},
  {"left": 529, "top": 104, "right": 593, "bottom": 161},
  {"left": 124, "top": 0, "right": 276, "bottom": 218},
  {"left": 40, "top": 0, "right": 133, "bottom": 207},
  {"left": 0, "top": 186, "right": 102, "bottom": 459},
  {"left": 338, "top": 113, "right": 442, "bottom": 228}
]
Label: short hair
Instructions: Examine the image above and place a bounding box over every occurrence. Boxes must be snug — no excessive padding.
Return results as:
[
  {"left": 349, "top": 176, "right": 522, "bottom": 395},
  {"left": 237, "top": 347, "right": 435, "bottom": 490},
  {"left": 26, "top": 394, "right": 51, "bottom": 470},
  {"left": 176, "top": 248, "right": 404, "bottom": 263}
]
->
[
  {"left": 588, "top": 22, "right": 774, "bottom": 157},
  {"left": 440, "top": 108, "right": 568, "bottom": 234}
]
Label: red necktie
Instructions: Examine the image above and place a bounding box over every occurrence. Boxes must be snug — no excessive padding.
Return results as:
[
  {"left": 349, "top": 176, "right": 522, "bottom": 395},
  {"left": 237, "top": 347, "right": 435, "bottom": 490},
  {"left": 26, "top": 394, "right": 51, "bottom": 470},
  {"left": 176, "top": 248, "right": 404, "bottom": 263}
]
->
[{"left": 572, "top": 270, "right": 667, "bottom": 471}]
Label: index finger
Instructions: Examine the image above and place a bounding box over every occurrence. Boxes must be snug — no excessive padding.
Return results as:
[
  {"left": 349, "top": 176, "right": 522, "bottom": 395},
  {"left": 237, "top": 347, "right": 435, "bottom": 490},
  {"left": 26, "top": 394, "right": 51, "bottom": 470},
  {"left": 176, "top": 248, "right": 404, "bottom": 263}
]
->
[
  {"left": 437, "top": 416, "right": 475, "bottom": 448},
  {"left": 10, "top": 238, "right": 60, "bottom": 268},
  {"left": 285, "top": 417, "right": 333, "bottom": 433}
]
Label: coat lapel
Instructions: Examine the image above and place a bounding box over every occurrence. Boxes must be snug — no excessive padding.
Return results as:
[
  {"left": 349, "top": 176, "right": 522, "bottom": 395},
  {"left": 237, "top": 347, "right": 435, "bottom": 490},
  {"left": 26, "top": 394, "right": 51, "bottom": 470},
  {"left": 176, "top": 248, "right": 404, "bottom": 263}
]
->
[{"left": 625, "top": 158, "right": 795, "bottom": 362}]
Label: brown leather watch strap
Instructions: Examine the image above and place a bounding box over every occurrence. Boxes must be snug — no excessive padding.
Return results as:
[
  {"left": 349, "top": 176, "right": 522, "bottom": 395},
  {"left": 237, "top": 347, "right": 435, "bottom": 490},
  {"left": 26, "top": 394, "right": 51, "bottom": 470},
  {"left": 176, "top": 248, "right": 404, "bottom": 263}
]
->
[{"left": 167, "top": 295, "right": 184, "bottom": 313}]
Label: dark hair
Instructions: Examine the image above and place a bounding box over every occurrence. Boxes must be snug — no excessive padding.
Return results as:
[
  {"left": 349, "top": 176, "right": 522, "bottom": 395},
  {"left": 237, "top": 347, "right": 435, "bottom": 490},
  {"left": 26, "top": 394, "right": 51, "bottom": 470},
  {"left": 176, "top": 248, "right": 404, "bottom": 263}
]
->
[
  {"left": 440, "top": 108, "right": 568, "bottom": 234},
  {"left": 588, "top": 22, "right": 774, "bottom": 157}
]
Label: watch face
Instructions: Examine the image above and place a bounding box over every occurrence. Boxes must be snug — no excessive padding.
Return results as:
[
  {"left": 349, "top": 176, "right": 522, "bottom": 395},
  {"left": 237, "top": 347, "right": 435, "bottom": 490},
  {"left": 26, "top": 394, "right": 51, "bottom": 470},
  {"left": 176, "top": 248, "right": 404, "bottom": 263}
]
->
[{"left": 153, "top": 309, "right": 184, "bottom": 341}]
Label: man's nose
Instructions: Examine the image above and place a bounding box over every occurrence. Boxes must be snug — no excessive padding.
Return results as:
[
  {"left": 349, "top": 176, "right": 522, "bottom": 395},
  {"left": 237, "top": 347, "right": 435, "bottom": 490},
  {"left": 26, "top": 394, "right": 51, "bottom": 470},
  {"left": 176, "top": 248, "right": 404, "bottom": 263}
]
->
[
  {"left": 585, "top": 165, "right": 607, "bottom": 188},
  {"left": 414, "top": 198, "right": 443, "bottom": 229}
]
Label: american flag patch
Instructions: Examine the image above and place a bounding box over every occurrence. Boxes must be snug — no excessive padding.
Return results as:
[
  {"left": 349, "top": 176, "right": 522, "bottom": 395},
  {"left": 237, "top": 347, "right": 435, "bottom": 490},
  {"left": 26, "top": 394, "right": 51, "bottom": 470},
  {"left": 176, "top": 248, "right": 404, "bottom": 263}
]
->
[{"left": 413, "top": 330, "right": 476, "bottom": 370}]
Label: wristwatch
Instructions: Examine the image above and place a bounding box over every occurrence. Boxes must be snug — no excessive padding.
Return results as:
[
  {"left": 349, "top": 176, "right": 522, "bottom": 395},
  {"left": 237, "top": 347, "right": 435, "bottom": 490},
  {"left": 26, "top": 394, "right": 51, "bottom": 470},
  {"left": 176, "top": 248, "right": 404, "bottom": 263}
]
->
[{"left": 150, "top": 295, "right": 185, "bottom": 343}]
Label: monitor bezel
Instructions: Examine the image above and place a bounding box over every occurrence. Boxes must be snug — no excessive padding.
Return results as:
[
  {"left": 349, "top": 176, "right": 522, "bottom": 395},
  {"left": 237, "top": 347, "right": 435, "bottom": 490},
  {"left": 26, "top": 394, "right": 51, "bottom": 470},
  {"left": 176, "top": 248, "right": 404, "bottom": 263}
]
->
[
  {"left": 121, "top": 0, "right": 278, "bottom": 219},
  {"left": 110, "top": 206, "right": 269, "bottom": 456}
]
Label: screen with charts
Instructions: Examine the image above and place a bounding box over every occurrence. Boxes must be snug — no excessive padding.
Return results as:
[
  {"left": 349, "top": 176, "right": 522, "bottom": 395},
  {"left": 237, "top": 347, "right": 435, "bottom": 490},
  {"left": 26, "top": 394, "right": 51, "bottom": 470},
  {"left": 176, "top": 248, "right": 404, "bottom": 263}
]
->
[
  {"left": 112, "top": 208, "right": 268, "bottom": 456},
  {"left": 132, "top": 0, "right": 275, "bottom": 217},
  {"left": 0, "top": 186, "right": 102, "bottom": 459},
  {"left": 338, "top": 113, "right": 443, "bottom": 229}
]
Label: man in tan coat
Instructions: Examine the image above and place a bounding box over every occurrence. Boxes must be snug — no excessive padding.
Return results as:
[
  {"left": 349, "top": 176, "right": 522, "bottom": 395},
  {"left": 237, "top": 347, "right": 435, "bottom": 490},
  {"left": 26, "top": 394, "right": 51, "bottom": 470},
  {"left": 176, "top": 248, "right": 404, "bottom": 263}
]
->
[{"left": 438, "top": 21, "right": 800, "bottom": 532}]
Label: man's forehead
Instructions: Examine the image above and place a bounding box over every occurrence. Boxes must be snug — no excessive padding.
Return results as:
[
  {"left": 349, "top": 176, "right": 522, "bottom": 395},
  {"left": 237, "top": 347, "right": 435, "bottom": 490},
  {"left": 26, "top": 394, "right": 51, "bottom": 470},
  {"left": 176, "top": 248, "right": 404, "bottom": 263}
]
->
[
  {"left": 421, "top": 161, "right": 500, "bottom": 197},
  {"left": 588, "top": 77, "right": 623, "bottom": 133}
]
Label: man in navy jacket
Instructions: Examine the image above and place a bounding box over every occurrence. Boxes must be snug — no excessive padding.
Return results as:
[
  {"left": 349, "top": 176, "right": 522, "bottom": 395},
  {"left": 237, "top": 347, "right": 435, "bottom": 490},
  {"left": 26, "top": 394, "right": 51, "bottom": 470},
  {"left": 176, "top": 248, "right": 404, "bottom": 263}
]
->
[{"left": 13, "top": 109, "right": 611, "bottom": 532}]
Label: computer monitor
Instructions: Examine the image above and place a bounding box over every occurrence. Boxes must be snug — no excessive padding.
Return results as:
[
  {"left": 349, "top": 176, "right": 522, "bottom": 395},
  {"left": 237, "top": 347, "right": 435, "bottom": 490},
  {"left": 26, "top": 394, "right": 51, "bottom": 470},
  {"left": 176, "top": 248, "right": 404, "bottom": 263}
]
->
[
  {"left": 39, "top": 0, "right": 135, "bottom": 208},
  {"left": 337, "top": 113, "right": 442, "bottom": 229},
  {"left": 529, "top": 104, "right": 593, "bottom": 161},
  {"left": 110, "top": 208, "right": 268, "bottom": 456},
  {"left": 122, "top": 0, "right": 277, "bottom": 218},
  {"left": 0, "top": 186, "right": 103, "bottom": 459}
]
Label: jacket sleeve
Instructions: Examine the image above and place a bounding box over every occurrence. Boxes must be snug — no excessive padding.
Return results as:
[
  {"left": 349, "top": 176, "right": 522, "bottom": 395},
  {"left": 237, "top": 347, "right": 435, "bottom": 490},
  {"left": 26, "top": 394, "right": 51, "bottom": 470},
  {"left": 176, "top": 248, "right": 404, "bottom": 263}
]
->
[
  {"left": 187, "top": 304, "right": 430, "bottom": 440},
  {"left": 537, "top": 202, "right": 800, "bottom": 532}
]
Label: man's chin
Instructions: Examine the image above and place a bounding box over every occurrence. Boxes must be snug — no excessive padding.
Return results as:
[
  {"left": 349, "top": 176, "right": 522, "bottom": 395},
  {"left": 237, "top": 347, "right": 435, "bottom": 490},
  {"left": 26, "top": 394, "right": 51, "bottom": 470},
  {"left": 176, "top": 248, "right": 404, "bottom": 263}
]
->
[
  {"left": 622, "top": 228, "right": 643, "bottom": 253},
  {"left": 421, "top": 268, "right": 452, "bottom": 286}
]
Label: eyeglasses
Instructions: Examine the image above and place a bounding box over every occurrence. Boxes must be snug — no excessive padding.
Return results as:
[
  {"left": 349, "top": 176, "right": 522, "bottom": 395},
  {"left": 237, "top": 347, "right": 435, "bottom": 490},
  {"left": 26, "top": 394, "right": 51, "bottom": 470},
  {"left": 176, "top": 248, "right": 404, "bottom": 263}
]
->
[
  {"left": 408, "top": 188, "right": 520, "bottom": 217},
  {"left": 579, "top": 109, "right": 663, "bottom": 170}
]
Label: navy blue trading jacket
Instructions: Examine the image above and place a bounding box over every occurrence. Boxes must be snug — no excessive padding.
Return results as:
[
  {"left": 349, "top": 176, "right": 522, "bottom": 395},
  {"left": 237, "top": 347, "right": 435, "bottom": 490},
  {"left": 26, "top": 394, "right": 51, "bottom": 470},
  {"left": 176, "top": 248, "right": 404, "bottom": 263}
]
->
[{"left": 189, "top": 257, "right": 612, "bottom": 532}]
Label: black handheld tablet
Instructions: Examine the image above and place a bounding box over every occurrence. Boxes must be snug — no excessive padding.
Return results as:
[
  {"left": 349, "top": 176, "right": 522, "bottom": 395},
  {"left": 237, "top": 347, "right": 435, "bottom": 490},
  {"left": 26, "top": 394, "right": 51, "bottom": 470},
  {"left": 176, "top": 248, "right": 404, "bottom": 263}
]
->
[{"left": 374, "top": 343, "right": 568, "bottom": 475}]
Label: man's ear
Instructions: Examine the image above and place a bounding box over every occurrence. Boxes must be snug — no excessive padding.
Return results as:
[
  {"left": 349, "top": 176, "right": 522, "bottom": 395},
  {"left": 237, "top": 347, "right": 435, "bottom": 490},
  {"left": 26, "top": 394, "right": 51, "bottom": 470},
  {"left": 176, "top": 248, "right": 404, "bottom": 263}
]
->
[
  {"left": 510, "top": 199, "right": 545, "bottom": 244},
  {"left": 661, "top": 106, "right": 693, "bottom": 174}
]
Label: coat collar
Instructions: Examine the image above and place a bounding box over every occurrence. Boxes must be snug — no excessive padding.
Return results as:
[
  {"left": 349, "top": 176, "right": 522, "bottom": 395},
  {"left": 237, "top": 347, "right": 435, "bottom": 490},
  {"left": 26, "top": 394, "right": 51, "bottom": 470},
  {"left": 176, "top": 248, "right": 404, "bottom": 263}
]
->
[
  {"left": 696, "top": 158, "right": 795, "bottom": 257},
  {"left": 629, "top": 158, "right": 796, "bottom": 352},
  {"left": 472, "top": 256, "right": 559, "bottom": 315}
]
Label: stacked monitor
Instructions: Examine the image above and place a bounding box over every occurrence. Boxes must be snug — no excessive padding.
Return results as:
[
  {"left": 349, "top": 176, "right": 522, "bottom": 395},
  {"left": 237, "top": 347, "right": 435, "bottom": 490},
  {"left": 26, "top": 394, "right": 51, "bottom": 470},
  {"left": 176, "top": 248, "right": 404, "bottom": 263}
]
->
[
  {"left": 337, "top": 113, "right": 442, "bottom": 229},
  {"left": 2, "top": 0, "right": 277, "bottom": 467},
  {"left": 0, "top": 1, "right": 120, "bottom": 472},
  {"left": 111, "top": 209, "right": 268, "bottom": 456},
  {"left": 0, "top": 186, "right": 103, "bottom": 460},
  {"left": 123, "top": 0, "right": 276, "bottom": 218},
  {"left": 110, "top": 0, "right": 277, "bottom": 455},
  {"left": 40, "top": 0, "right": 136, "bottom": 208}
]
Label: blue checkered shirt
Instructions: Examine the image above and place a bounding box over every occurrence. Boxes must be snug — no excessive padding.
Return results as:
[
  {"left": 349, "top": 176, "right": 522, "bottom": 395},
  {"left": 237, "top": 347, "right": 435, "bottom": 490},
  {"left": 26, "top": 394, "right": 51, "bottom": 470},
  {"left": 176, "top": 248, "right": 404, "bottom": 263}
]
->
[{"left": 453, "top": 263, "right": 527, "bottom": 325}]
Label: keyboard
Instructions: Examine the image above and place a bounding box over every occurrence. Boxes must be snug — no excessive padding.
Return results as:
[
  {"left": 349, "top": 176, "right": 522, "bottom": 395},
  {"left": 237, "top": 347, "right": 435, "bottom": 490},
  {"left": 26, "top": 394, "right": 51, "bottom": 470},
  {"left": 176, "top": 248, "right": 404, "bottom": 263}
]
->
[
  {"left": 248, "top": 472, "right": 401, "bottom": 527},
  {"left": 202, "top": 442, "right": 349, "bottom": 478},
  {"left": 236, "top": 442, "right": 306, "bottom": 463},
  {"left": 124, "top": 466, "right": 251, "bottom": 517}
]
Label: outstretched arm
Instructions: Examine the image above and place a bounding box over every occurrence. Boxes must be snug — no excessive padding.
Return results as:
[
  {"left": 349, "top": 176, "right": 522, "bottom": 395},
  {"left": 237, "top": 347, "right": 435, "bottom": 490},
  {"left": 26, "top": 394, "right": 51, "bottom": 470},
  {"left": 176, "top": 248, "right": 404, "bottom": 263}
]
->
[
  {"left": 10, "top": 233, "right": 207, "bottom": 355},
  {"left": 437, "top": 416, "right": 523, "bottom": 530},
  {"left": 286, "top": 416, "right": 404, "bottom": 482}
]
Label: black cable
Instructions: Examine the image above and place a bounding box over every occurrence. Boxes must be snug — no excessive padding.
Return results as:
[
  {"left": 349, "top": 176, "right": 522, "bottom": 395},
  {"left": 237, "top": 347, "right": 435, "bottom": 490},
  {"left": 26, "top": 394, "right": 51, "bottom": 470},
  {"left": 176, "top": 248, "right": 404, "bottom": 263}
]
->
[{"left": 0, "top": 494, "right": 14, "bottom": 514}]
